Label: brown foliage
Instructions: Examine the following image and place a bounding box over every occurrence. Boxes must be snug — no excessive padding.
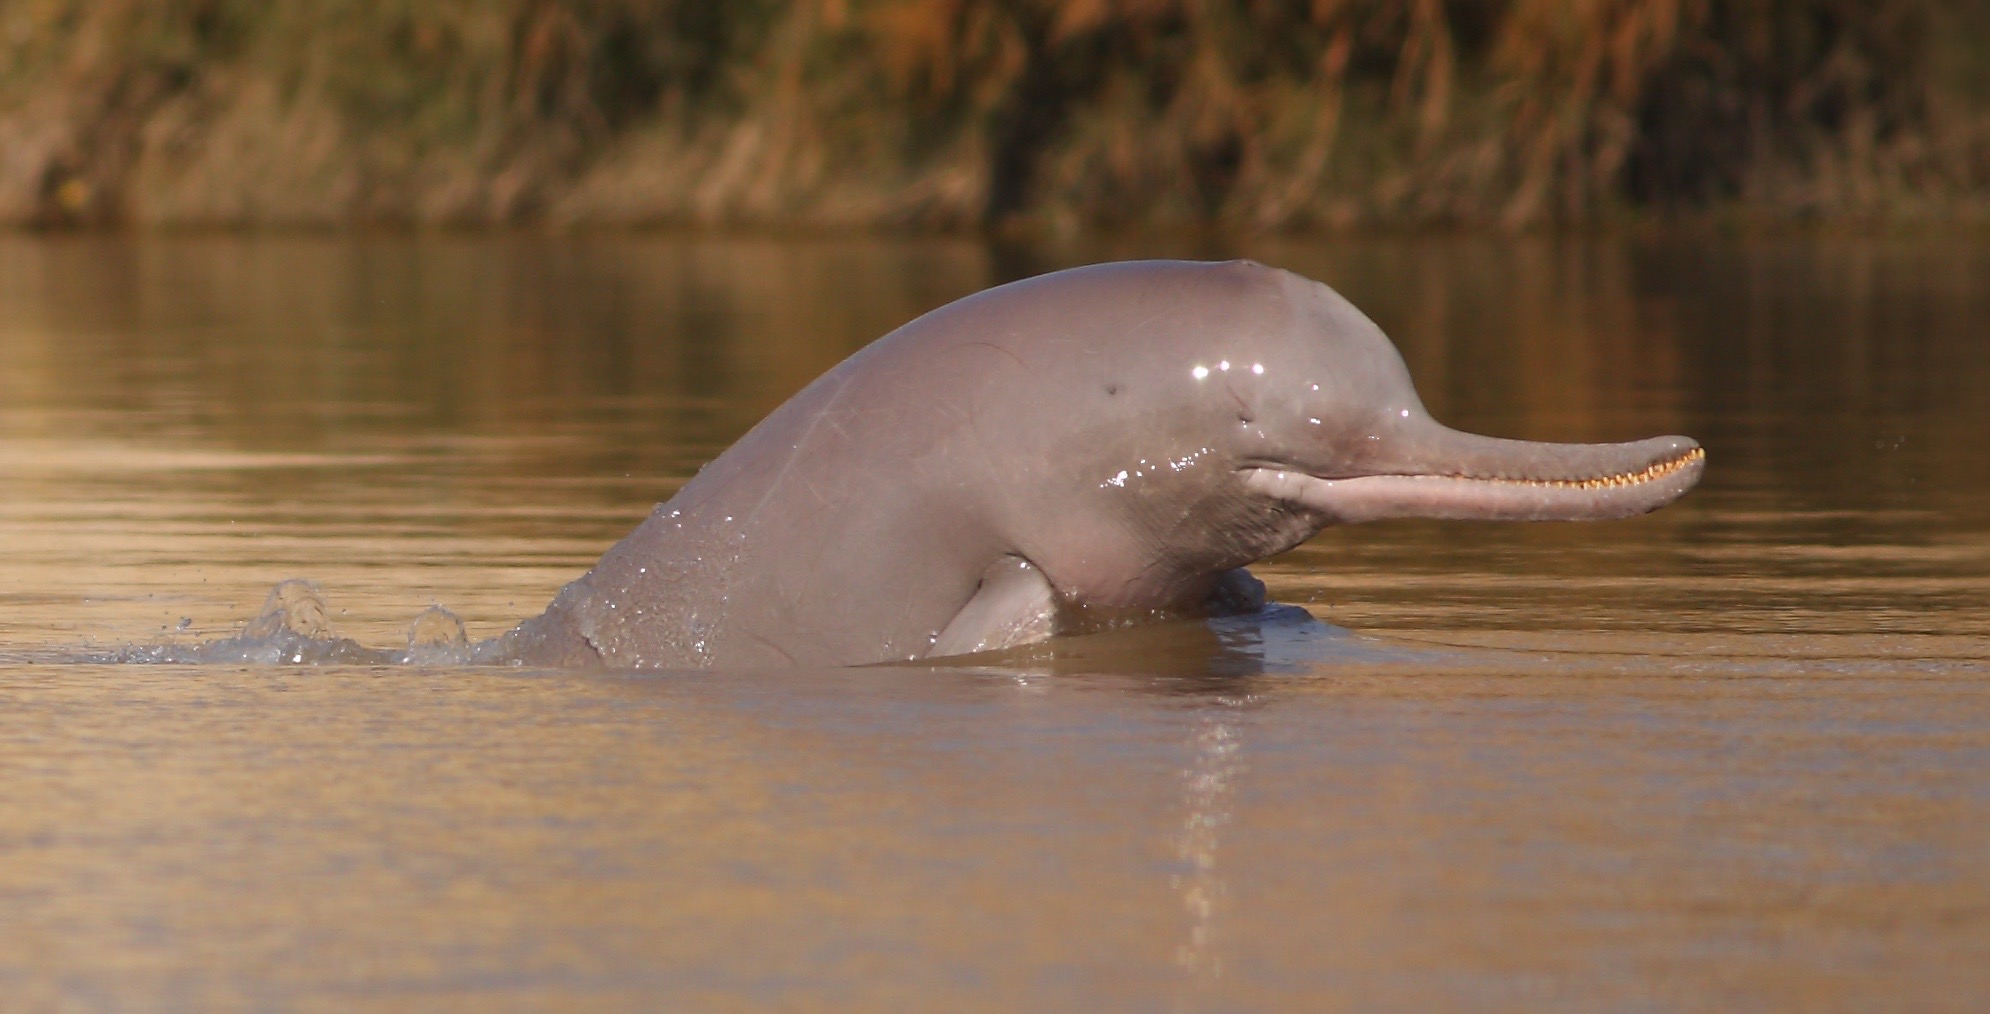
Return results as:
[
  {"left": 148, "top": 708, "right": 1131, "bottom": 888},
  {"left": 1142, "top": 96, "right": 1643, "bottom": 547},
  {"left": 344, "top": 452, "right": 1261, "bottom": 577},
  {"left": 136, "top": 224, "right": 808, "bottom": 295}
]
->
[{"left": 0, "top": 0, "right": 1979, "bottom": 229}]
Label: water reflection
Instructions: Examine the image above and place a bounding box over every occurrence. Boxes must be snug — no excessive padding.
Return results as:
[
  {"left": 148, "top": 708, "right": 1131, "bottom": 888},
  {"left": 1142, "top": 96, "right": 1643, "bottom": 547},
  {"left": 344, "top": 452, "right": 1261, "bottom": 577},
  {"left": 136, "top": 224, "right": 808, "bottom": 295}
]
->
[
  {"left": 0, "top": 233, "right": 1986, "bottom": 1006},
  {"left": 1173, "top": 709, "right": 1245, "bottom": 981}
]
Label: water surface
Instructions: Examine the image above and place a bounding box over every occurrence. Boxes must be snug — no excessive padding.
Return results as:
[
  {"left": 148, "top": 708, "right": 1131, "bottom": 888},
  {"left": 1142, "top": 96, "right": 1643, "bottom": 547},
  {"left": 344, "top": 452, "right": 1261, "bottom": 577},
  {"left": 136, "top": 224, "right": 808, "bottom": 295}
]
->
[{"left": 1, "top": 233, "right": 1986, "bottom": 1007}]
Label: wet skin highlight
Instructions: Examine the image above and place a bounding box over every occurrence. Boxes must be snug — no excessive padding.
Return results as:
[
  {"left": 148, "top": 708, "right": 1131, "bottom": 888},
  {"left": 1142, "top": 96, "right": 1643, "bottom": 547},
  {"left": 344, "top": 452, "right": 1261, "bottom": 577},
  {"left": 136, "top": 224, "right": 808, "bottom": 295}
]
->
[{"left": 492, "top": 259, "right": 1705, "bottom": 669}]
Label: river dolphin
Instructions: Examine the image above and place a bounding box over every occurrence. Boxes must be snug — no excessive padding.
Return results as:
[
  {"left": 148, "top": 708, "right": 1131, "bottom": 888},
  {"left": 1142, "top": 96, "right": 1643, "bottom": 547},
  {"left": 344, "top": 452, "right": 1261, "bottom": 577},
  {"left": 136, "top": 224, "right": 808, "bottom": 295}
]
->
[{"left": 485, "top": 259, "right": 1703, "bottom": 669}]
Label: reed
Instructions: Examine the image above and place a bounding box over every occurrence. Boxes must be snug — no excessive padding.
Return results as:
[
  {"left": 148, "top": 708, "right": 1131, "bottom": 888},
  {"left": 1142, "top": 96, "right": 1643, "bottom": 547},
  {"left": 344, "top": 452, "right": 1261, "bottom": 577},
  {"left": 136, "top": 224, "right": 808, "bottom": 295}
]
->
[{"left": 0, "top": 0, "right": 1980, "bottom": 229}]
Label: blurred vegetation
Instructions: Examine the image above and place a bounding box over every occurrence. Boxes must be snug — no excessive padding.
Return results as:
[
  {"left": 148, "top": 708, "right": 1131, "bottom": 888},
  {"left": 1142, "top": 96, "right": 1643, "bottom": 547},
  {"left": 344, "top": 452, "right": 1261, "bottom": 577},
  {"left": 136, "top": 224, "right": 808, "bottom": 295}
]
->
[{"left": 0, "top": 0, "right": 1985, "bottom": 231}]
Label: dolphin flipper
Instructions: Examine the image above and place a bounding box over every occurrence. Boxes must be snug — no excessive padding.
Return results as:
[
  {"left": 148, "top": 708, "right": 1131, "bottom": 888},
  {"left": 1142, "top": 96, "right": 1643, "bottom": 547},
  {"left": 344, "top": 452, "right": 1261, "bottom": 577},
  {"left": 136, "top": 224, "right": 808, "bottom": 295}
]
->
[{"left": 930, "top": 555, "right": 1057, "bottom": 658}]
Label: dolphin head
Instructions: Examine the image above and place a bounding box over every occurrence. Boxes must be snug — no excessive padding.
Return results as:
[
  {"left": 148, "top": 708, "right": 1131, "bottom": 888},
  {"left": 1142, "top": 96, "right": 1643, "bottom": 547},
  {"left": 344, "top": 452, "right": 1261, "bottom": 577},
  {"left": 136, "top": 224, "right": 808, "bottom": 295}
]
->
[
  {"left": 1030, "top": 261, "right": 1703, "bottom": 601},
  {"left": 1217, "top": 266, "right": 1705, "bottom": 527}
]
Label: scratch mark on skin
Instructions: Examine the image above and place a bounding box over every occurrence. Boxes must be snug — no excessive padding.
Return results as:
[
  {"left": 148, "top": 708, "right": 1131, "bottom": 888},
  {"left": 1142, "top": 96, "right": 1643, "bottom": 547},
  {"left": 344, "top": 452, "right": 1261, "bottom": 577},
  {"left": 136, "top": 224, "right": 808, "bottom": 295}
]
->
[
  {"left": 790, "top": 500, "right": 841, "bottom": 618},
  {"left": 964, "top": 340, "right": 1031, "bottom": 374},
  {"left": 947, "top": 341, "right": 1035, "bottom": 531},
  {"left": 1218, "top": 373, "right": 1254, "bottom": 423},
  {"left": 731, "top": 373, "right": 863, "bottom": 645},
  {"left": 744, "top": 630, "right": 799, "bottom": 666},
  {"left": 744, "top": 372, "right": 857, "bottom": 531},
  {"left": 802, "top": 476, "right": 835, "bottom": 508},
  {"left": 1119, "top": 278, "right": 1195, "bottom": 342},
  {"left": 970, "top": 414, "right": 1016, "bottom": 522},
  {"left": 1117, "top": 503, "right": 1206, "bottom": 602}
]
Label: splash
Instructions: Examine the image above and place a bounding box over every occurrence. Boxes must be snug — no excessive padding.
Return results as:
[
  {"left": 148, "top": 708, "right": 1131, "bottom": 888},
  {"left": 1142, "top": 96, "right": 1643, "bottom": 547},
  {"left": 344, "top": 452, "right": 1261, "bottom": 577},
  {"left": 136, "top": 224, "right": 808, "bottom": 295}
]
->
[{"left": 111, "top": 579, "right": 480, "bottom": 666}]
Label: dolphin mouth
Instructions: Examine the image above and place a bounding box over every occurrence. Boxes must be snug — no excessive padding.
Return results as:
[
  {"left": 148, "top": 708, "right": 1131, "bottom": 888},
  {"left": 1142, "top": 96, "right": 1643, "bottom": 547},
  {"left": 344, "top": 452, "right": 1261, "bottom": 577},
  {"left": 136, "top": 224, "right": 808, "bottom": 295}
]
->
[
  {"left": 1430, "top": 444, "right": 1705, "bottom": 491},
  {"left": 1241, "top": 441, "right": 1705, "bottom": 523}
]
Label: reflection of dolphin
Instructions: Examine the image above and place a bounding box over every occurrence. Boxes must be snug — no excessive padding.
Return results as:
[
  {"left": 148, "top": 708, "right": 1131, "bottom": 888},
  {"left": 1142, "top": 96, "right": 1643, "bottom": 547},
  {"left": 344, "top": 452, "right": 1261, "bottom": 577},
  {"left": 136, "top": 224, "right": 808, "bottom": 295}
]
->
[{"left": 492, "top": 260, "right": 1703, "bottom": 669}]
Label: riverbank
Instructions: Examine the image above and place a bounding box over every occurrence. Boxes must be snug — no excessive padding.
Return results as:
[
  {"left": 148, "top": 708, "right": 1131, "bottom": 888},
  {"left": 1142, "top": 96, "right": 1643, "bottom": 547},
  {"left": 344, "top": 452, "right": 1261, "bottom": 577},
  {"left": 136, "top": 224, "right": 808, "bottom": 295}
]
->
[{"left": 3, "top": 1, "right": 1987, "bottom": 232}]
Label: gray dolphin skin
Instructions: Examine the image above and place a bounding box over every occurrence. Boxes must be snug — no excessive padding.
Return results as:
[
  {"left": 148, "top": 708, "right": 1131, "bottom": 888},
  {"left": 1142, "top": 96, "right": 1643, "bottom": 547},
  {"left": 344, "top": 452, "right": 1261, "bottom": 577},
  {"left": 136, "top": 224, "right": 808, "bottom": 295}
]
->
[{"left": 487, "top": 259, "right": 1704, "bottom": 669}]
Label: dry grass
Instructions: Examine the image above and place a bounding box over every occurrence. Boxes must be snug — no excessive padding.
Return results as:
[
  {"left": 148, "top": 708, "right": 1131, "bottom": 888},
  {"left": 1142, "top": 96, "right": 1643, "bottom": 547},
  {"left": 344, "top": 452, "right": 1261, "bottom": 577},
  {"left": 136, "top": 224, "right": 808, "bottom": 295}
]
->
[{"left": 0, "top": 0, "right": 1982, "bottom": 230}]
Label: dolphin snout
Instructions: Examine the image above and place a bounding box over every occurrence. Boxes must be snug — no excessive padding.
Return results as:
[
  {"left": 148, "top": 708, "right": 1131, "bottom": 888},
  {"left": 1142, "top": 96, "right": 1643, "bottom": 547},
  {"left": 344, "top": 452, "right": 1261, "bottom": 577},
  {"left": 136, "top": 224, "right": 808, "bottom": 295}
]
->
[{"left": 1243, "top": 430, "right": 1705, "bottom": 524}]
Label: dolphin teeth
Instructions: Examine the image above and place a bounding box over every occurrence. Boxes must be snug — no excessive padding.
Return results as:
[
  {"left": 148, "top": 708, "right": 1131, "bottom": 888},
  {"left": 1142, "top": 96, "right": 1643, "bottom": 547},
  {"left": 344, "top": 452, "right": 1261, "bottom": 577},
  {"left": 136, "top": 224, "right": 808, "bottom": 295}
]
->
[{"left": 1460, "top": 446, "right": 1703, "bottom": 491}]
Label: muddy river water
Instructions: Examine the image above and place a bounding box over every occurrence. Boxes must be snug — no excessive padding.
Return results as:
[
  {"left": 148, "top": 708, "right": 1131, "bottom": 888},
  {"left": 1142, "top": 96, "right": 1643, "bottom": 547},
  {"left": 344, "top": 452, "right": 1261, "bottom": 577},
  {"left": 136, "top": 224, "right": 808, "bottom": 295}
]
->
[{"left": 0, "top": 233, "right": 1986, "bottom": 1008}]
